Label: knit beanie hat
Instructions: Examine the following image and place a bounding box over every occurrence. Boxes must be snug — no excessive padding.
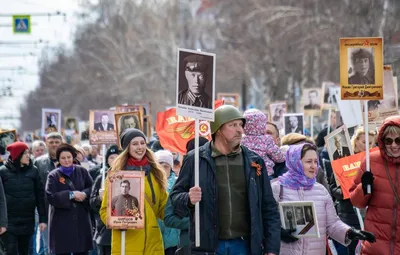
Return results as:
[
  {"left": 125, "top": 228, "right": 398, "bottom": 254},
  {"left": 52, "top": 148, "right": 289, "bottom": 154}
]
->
[
  {"left": 106, "top": 145, "right": 120, "bottom": 162},
  {"left": 120, "top": 128, "right": 147, "bottom": 150},
  {"left": 6, "top": 142, "right": 29, "bottom": 161},
  {"left": 154, "top": 150, "right": 174, "bottom": 168},
  {"left": 56, "top": 143, "right": 78, "bottom": 162}
]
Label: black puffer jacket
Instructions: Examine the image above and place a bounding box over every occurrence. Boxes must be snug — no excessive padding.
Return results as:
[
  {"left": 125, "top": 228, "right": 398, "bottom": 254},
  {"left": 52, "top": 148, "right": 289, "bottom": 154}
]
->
[{"left": 0, "top": 159, "right": 46, "bottom": 235}]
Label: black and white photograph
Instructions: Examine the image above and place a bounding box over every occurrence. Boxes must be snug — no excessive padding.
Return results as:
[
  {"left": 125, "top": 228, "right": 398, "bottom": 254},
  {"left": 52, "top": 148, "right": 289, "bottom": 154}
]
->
[
  {"left": 325, "top": 125, "right": 353, "bottom": 162},
  {"left": 41, "top": 108, "right": 62, "bottom": 136},
  {"left": 269, "top": 101, "right": 287, "bottom": 130},
  {"left": 322, "top": 81, "right": 340, "bottom": 109},
  {"left": 302, "top": 88, "right": 322, "bottom": 116},
  {"left": 283, "top": 113, "right": 304, "bottom": 135},
  {"left": 23, "top": 132, "right": 34, "bottom": 143},
  {"left": 64, "top": 117, "right": 79, "bottom": 136},
  {"left": 115, "top": 111, "right": 142, "bottom": 149},
  {"left": 176, "top": 48, "right": 216, "bottom": 121},
  {"left": 89, "top": 110, "right": 117, "bottom": 145},
  {"left": 279, "top": 201, "right": 319, "bottom": 238},
  {"left": 93, "top": 111, "right": 115, "bottom": 131},
  {"left": 0, "top": 130, "right": 17, "bottom": 157},
  {"left": 347, "top": 47, "right": 375, "bottom": 85}
]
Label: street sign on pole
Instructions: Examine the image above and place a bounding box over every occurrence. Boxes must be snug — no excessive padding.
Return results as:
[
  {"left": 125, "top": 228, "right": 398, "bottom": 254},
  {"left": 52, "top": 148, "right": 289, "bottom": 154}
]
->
[{"left": 12, "top": 15, "right": 31, "bottom": 34}]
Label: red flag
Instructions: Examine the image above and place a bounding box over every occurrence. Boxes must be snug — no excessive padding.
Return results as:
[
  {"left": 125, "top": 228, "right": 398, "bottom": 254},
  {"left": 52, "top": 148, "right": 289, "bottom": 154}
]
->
[{"left": 156, "top": 100, "right": 223, "bottom": 154}]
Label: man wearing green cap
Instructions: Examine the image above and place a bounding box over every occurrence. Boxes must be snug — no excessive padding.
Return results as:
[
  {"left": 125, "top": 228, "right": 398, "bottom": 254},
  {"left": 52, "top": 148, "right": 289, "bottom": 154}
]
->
[
  {"left": 178, "top": 54, "right": 212, "bottom": 109},
  {"left": 170, "top": 105, "right": 280, "bottom": 255},
  {"left": 348, "top": 48, "right": 375, "bottom": 85}
]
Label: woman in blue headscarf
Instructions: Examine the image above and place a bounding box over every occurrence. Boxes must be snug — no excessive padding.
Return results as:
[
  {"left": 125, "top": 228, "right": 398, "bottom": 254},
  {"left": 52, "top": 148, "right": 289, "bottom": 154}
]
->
[{"left": 271, "top": 143, "right": 375, "bottom": 255}]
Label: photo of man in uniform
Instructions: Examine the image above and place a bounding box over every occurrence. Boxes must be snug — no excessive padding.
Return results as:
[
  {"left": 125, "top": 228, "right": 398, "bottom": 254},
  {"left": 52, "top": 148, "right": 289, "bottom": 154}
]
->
[
  {"left": 304, "top": 90, "right": 321, "bottom": 110},
  {"left": 94, "top": 113, "right": 115, "bottom": 131},
  {"left": 119, "top": 115, "right": 140, "bottom": 135},
  {"left": 332, "top": 135, "right": 351, "bottom": 160},
  {"left": 295, "top": 206, "right": 306, "bottom": 225},
  {"left": 348, "top": 48, "right": 375, "bottom": 85},
  {"left": 111, "top": 180, "right": 140, "bottom": 217},
  {"left": 178, "top": 54, "right": 212, "bottom": 109}
]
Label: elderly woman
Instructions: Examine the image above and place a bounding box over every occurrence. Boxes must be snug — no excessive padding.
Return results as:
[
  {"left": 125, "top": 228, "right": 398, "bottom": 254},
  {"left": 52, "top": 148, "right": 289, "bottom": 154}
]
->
[
  {"left": 99, "top": 128, "right": 168, "bottom": 254},
  {"left": 350, "top": 116, "right": 400, "bottom": 254},
  {"left": 46, "top": 143, "right": 93, "bottom": 255},
  {"left": 272, "top": 143, "right": 375, "bottom": 255}
]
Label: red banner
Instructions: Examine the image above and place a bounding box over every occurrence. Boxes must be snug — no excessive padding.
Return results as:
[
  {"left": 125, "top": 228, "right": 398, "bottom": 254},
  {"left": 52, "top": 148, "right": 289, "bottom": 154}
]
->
[
  {"left": 156, "top": 100, "right": 224, "bottom": 154},
  {"left": 331, "top": 147, "right": 379, "bottom": 199}
]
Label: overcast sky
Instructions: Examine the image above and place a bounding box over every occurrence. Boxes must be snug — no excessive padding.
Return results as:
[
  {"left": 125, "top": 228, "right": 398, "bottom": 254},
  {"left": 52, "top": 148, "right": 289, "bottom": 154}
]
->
[{"left": 0, "top": 0, "right": 82, "bottom": 129}]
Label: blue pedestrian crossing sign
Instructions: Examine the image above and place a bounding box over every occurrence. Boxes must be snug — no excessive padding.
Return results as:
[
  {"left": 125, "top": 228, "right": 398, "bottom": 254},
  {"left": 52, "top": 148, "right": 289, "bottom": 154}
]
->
[{"left": 13, "top": 15, "right": 31, "bottom": 34}]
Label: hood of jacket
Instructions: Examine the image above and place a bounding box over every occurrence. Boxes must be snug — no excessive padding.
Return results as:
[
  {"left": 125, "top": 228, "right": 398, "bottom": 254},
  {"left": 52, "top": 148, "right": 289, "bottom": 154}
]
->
[
  {"left": 243, "top": 109, "right": 267, "bottom": 136},
  {"left": 377, "top": 116, "right": 400, "bottom": 164}
]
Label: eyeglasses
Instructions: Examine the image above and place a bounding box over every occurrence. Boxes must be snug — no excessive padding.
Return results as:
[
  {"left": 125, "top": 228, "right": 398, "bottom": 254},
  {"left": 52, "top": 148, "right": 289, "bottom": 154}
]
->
[{"left": 383, "top": 137, "right": 400, "bottom": 145}]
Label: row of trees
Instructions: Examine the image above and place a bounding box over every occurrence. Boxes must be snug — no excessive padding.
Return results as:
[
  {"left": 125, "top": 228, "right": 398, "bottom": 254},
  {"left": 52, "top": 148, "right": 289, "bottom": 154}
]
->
[{"left": 20, "top": 0, "right": 400, "bottom": 131}]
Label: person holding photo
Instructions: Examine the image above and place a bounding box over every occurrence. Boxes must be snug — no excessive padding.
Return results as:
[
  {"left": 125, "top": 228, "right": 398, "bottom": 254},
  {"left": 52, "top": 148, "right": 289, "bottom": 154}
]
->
[
  {"left": 272, "top": 143, "right": 375, "bottom": 255},
  {"left": 99, "top": 128, "right": 168, "bottom": 254}
]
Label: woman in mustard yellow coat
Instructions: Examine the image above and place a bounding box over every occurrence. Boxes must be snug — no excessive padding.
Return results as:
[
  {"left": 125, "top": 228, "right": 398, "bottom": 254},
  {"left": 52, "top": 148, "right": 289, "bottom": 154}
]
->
[{"left": 100, "top": 128, "right": 168, "bottom": 254}]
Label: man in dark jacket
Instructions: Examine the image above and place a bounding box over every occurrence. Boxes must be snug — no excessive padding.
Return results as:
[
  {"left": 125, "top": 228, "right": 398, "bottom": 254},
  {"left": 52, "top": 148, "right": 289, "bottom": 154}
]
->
[
  {"left": 170, "top": 105, "right": 281, "bottom": 255},
  {"left": 0, "top": 142, "right": 46, "bottom": 254},
  {"left": 34, "top": 132, "right": 62, "bottom": 255}
]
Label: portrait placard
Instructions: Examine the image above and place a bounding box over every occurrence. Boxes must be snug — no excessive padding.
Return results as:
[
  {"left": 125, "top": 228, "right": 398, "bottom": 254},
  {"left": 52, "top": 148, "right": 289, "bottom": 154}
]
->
[
  {"left": 324, "top": 125, "right": 353, "bottom": 163},
  {"left": 116, "top": 105, "right": 145, "bottom": 118},
  {"left": 339, "top": 37, "right": 383, "bottom": 100},
  {"left": 107, "top": 171, "right": 145, "bottom": 229},
  {"left": 41, "top": 108, "right": 62, "bottom": 137},
  {"left": 115, "top": 111, "right": 143, "bottom": 149},
  {"left": 302, "top": 88, "right": 323, "bottom": 116},
  {"left": 23, "top": 131, "right": 34, "bottom": 143},
  {"left": 217, "top": 93, "right": 240, "bottom": 108},
  {"left": 283, "top": 113, "right": 304, "bottom": 135},
  {"left": 89, "top": 110, "right": 117, "bottom": 145},
  {"left": 279, "top": 201, "right": 320, "bottom": 238},
  {"left": 176, "top": 48, "right": 216, "bottom": 121},
  {"left": 322, "top": 82, "right": 340, "bottom": 109},
  {"left": 269, "top": 101, "right": 287, "bottom": 130},
  {"left": 0, "top": 129, "right": 17, "bottom": 161}
]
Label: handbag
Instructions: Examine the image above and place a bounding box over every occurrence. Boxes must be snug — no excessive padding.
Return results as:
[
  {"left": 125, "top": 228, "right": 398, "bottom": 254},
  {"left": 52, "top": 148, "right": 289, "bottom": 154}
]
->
[{"left": 383, "top": 159, "right": 400, "bottom": 205}]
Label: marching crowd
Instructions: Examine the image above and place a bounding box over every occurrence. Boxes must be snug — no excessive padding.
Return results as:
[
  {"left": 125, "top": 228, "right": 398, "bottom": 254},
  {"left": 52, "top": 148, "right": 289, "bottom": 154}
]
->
[{"left": 1, "top": 105, "right": 400, "bottom": 255}]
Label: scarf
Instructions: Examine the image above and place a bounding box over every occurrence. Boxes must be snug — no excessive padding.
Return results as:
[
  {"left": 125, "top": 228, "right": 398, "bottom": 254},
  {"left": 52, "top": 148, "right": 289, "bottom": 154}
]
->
[
  {"left": 60, "top": 165, "right": 75, "bottom": 176},
  {"left": 126, "top": 156, "right": 155, "bottom": 203},
  {"left": 278, "top": 144, "right": 318, "bottom": 190}
]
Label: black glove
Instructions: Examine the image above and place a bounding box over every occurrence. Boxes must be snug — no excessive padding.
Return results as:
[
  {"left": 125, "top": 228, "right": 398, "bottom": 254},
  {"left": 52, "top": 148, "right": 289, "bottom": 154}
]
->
[
  {"left": 361, "top": 171, "right": 374, "bottom": 195},
  {"left": 281, "top": 228, "right": 298, "bottom": 243},
  {"left": 347, "top": 227, "right": 376, "bottom": 243}
]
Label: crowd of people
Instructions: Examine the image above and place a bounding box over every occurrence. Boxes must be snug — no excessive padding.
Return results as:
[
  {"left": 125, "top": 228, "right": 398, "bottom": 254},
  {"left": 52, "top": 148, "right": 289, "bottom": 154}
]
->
[{"left": 1, "top": 105, "right": 400, "bottom": 255}]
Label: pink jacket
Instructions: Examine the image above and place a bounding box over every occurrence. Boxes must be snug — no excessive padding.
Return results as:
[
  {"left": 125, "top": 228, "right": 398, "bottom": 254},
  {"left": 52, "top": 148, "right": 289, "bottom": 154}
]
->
[{"left": 272, "top": 182, "right": 350, "bottom": 255}]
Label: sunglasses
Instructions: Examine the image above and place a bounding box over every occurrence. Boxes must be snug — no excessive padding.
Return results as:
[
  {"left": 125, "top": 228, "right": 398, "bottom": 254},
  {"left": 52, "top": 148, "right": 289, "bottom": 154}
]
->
[{"left": 383, "top": 137, "right": 400, "bottom": 145}]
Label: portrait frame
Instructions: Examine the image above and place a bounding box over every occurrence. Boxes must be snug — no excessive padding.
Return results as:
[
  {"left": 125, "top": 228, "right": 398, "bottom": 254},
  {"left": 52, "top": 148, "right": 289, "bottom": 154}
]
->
[
  {"left": 301, "top": 88, "right": 323, "bottom": 116},
  {"left": 279, "top": 201, "right": 320, "bottom": 238},
  {"left": 143, "top": 116, "right": 152, "bottom": 140},
  {"left": 217, "top": 93, "right": 240, "bottom": 108},
  {"left": 23, "top": 131, "right": 34, "bottom": 144},
  {"left": 324, "top": 125, "right": 354, "bottom": 163},
  {"left": 283, "top": 113, "right": 304, "bottom": 135},
  {"left": 89, "top": 110, "right": 117, "bottom": 145},
  {"left": 268, "top": 101, "right": 287, "bottom": 131},
  {"left": 339, "top": 37, "right": 383, "bottom": 100},
  {"left": 115, "top": 111, "right": 143, "bottom": 149},
  {"left": 322, "top": 81, "right": 340, "bottom": 109},
  {"left": 41, "top": 108, "right": 62, "bottom": 137},
  {"left": 0, "top": 129, "right": 17, "bottom": 160},
  {"left": 116, "top": 105, "right": 145, "bottom": 118},
  {"left": 64, "top": 117, "right": 79, "bottom": 137},
  {"left": 176, "top": 48, "right": 216, "bottom": 121},
  {"left": 107, "top": 171, "right": 145, "bottom": 229}
]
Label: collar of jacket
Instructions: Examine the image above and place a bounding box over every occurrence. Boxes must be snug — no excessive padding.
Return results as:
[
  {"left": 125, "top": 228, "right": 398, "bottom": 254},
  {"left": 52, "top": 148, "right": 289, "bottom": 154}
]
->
[
  {"left": 5, "top": 158, "right": 33, "bottom": 171},
  {"left": 210, "top": 141, "right": 242, "bottom": 158}
]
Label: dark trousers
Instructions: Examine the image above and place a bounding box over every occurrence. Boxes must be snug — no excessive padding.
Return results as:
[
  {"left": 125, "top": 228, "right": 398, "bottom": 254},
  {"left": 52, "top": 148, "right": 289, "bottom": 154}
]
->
[
  {"left": 56, "top": 253, "right": 88, "bottom": 255},
  {"left": 164, "top": 246, "right": 177, "bottom": 255},
  {"left": 96, "top": 245, "right": 111, "bottom": 255},
  {"left": 1, "top": 232, "right": 31, "bottom": 255}
]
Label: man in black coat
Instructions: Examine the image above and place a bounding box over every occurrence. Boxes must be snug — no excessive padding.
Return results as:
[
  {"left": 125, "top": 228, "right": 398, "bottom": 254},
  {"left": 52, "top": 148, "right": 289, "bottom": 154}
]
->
[
  {"left": 332, "top": 135, "right": 351, "bottom": 160},
  {"left": 94, "top": 114, "right": 115, "bottom": 131},
  {"left": 0, "top": 142, "right": 46, "bottom": 254}
]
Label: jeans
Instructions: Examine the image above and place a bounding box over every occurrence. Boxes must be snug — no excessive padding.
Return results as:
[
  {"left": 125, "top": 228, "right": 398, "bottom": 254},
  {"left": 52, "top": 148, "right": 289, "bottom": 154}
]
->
[
  {"left": 1, "top": 232, "right": 31, "bottom": 255},
  {"left": 216, "top": 238, "right": 249, "bottom": 255},
  {"left": 30, "top": 210, "right": 45, "bottom": 255}
]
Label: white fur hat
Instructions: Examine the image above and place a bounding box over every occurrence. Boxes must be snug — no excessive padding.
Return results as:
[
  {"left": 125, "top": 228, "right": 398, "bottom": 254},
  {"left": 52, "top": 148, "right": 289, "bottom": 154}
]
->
[{"left": 154, "top": 150, "right": 174, "bottom": 168}]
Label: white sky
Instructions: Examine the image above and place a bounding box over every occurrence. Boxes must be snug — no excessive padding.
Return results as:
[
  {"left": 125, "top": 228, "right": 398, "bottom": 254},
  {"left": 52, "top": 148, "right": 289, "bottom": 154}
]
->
[{"left": 0, "top": 0, "right": 82, "bottom": 130}]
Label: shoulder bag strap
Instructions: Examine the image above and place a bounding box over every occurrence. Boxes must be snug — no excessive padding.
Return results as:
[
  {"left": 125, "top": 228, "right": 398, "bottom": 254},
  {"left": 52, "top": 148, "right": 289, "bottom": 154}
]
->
[
  {"left": 383, "top": 159, "right": 400, "bottom": 205},
  {"left": 57, "top": 170, "right": 76, "bottom": 190}
]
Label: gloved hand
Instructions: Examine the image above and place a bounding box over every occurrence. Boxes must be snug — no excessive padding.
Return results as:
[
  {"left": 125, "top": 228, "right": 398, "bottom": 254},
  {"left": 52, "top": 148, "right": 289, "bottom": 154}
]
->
[
  {"left": 347, "top": 227, "right": 376, "bottom": 243},
  {"left": 281, "top": 228, "right": 298, "bottom": 243},
  {"left": 361, "top": 171, "right": 374, "bottom": 195}
]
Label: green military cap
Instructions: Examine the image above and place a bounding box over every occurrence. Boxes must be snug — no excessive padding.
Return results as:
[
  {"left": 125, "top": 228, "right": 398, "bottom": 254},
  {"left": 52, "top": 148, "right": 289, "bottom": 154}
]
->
[{"left": 184, "top": 54, "right": 208, "bottom": 72}]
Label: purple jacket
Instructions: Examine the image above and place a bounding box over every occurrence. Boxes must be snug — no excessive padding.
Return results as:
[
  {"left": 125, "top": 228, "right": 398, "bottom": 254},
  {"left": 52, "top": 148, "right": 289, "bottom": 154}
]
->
[
  {"left": 272, "top": 181, "right": 350, "bottom": 255},
  {"left": 242, "top": 109, "right": 285, "bottom": 176}
]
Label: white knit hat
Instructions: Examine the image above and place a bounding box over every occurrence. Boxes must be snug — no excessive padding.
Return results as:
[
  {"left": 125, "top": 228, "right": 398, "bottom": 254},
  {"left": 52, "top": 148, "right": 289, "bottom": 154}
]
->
[{"left": 154, "top": 150, "right": 174, "bottom": 168}]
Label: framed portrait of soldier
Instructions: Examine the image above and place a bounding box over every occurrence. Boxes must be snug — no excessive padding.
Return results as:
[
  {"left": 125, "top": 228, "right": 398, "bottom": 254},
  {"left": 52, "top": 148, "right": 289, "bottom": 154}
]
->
[
  {"left": 339, "top": 37, "right": 383, "bottom": 100},
  {"left": 217, "top": 93, "right": 240, "bottom": 108},
  {"left": 41, "top": 108, "right": 62, "bottom": 137},
  {"left": 269, "top": 101, "right": 287, "bottom": 130},
  {"left": 322, "top": 82, "right": 340, "bottom": 109},
  {"left": 176, "top": 48, "right": 216, "bottom": 121},
  {"left": 89, "top": 110, "right": 117, "bottom": 145},
  {"left": 115, "top": 112, "right": 142, "bottom": 149},
  {"left": 283, "top": 113, "right": 304, "bottom": 135},
  {"left": 107, "top": 171, "right": 145, "bottom": 229},
  {"left": 324, "top": 125, "right": 353, "bottom": 163},
  {"left": 0, "top": 130, "right": 17, "bottom": 161},
  {"left": 302, "top": 88, "right": 322, "bottom": 116},
  {"left": 279, "top": 201, "right": 319, "bottom": 238}
]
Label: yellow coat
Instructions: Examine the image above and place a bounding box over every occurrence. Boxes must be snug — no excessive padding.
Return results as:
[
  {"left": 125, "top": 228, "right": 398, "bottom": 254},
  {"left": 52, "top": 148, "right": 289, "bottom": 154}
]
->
[{"left": 100, "top": 171, "right": 168, "bottom": 255}]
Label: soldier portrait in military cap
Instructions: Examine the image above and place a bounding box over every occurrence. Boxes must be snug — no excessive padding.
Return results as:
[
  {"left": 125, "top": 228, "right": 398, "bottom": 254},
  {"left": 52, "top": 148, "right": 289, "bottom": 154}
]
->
[
  {"left": 176, "top": 48, "right": 216, "bottom": 121},
  {"left": 348, "top": 48, "right": 375, "bottom": 85}
]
